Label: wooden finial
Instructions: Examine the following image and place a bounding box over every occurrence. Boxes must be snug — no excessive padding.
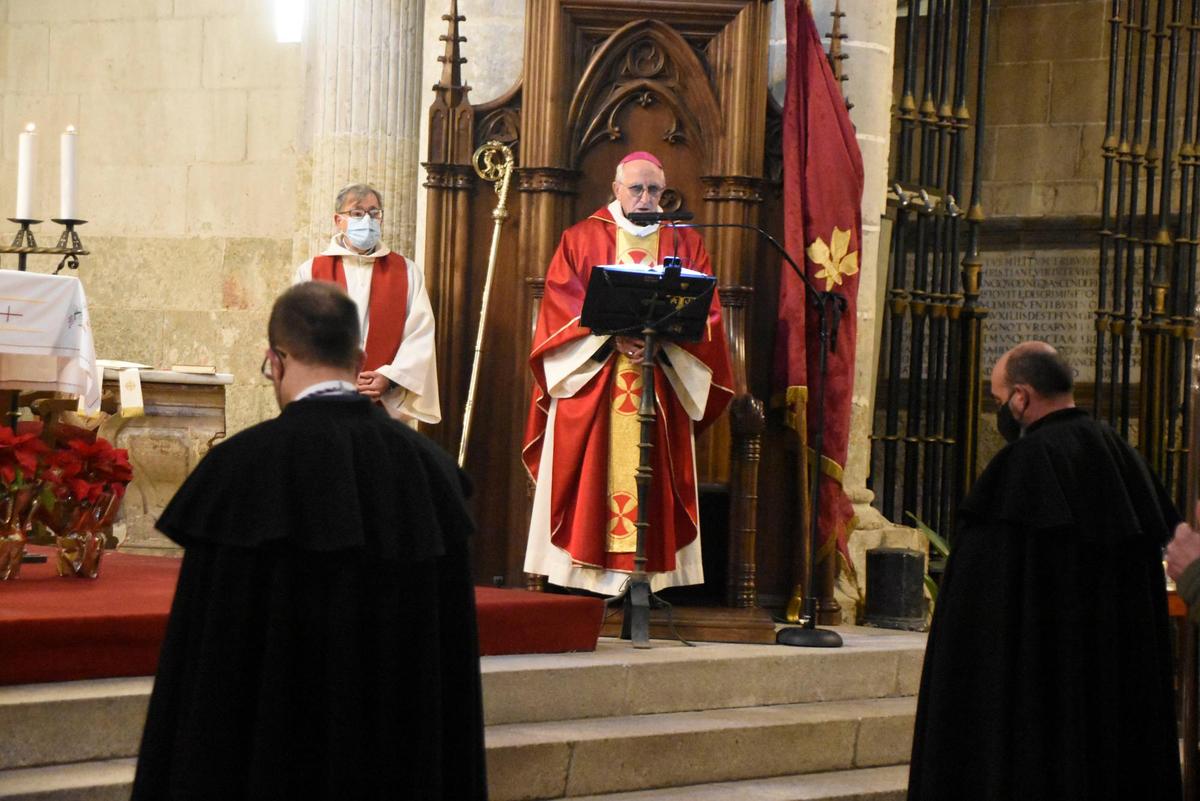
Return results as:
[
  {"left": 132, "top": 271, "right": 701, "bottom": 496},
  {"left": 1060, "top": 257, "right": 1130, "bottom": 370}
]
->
[
  {"left": 825, "top": 0, "right": 853, "bottom": 110},
  {"left": 435, "top": 0, "right": 468, "bottom": 92}
]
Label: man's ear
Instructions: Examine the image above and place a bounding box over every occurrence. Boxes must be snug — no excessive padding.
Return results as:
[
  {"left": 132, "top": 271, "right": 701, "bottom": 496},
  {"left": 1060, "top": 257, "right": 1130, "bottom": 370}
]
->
[
  {"left": 355, "top": 349, "right": 366, "bottom": 374},
  {"left": 1014, "top": 385, "right": 1030, "bottom": 413}
]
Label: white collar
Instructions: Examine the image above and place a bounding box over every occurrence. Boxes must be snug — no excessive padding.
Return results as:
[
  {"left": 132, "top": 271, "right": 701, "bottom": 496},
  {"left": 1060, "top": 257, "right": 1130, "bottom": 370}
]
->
[
  {"left": 294, "top": 380, "right": 358, "bottom": 400},
  {"left": 320, "top": 235, "right": 391, "bottom": 260},
  {"left": 607, "top": 200, "right": 660, "bottom": 238}
]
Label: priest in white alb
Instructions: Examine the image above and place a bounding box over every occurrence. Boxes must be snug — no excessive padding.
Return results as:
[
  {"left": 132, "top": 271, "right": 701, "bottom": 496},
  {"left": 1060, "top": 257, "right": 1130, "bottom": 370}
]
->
[
  {"left": 293, "top": 183, "right": 440, "bottom": 424},
  {"left": 522, "top": 151, "right": 733, "bottom": 595}
]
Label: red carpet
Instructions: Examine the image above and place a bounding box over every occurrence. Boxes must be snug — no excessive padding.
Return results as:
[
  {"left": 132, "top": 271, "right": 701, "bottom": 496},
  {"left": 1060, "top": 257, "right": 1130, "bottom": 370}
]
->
[
  {"left": 475, "top": 585, "right": 605, "bottom": 657},
  {"left": 0, "top": 547, "right": 603, "bottom": 686}
]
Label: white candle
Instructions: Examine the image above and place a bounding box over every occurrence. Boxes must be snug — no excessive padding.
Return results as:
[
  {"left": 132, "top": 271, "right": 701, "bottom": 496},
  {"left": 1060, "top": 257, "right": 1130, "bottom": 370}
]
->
[
  {"left": 60, "top": 125, "right": 77, "bottom": 220},
  {"left": 15, "top": 123, "right": 36, "bottom": 220}
]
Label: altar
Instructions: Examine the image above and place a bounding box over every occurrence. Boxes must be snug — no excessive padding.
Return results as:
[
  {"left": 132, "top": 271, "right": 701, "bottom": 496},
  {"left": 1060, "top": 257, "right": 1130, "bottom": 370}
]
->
[
  {"left": 0, "top": 269, "right": 234, "bottom": 558},
  {"left": 0, "top": 270, "right": 101, "bottom": 413}
]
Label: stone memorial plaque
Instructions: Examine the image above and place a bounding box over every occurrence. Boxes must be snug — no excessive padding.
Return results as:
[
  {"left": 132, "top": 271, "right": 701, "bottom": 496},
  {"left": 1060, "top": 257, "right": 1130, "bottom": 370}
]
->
[{"left": 980, "top": 248, "right": 1142, "bottom": 384}]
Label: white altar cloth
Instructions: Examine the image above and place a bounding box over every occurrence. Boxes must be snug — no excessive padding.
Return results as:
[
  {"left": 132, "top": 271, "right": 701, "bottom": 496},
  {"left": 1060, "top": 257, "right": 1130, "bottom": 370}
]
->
[{"left": 0, "top": 271, "right": 101, "bottom": 413}]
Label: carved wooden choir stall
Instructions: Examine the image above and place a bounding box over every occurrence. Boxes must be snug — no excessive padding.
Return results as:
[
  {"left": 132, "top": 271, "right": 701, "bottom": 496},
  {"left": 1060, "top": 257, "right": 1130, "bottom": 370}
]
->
[{"left": 423, "top": 0, "right": 835, "bottom": 636}]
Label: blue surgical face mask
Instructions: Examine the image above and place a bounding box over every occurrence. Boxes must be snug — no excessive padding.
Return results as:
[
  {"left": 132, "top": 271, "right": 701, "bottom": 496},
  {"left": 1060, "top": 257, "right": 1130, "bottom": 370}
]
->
[{"left": 343, "top": 215, "right": 381, "bottom": 251}]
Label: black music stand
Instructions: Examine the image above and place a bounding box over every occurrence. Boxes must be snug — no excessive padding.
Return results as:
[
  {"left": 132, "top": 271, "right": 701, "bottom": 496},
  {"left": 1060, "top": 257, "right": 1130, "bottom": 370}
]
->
[{"left": 580, "top": 258, "right": 715, "bottom": 648}]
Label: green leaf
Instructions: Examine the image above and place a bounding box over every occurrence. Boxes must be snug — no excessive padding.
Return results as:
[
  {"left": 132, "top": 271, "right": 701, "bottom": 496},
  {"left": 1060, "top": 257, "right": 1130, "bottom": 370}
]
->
[
  {"left": 906, "top": 512, "right": 951, "bottom": 558},
  {"left": 924, "top": 573, "right": 939, "bottom": 603}
]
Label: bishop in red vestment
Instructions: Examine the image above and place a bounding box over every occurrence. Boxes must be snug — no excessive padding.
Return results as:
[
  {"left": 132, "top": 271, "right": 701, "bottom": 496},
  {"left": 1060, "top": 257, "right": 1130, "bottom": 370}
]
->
[{"left": 522, "top": 152, "right": 734, "bottom": 595}]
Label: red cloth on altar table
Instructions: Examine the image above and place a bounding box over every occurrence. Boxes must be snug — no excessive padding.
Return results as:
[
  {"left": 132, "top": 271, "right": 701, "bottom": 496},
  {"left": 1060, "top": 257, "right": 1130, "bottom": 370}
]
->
[
  {"left": 522, "top": 205, "right": 733, "bottom": 594},
  {"left": 311, "top": 252, "right": 409, "bottom": 374}
]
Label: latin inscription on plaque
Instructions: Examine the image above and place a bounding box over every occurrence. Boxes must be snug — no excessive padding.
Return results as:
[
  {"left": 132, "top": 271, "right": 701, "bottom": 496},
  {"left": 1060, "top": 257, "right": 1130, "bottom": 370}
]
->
[{"left": 981, "top": 249, "right": 1141, "bottom": 383}]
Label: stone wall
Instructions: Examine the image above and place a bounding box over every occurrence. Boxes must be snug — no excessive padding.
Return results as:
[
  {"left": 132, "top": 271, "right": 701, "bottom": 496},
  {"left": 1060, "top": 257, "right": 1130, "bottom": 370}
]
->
[
  {"left": 983, "top": 0, "right": 1108, "bottom": 217},
  {"left": 0, "top": 0, "right": 304, "bottom": 433},
  {"left": 889, "top": 0, "right": 1111, "bottom": 219}
]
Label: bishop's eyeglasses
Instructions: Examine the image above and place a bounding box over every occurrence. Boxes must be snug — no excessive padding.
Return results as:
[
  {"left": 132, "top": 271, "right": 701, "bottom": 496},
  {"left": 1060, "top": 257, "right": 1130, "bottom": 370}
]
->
[{"left": 616, "top": 182, "right": 664, "bottom": 199}]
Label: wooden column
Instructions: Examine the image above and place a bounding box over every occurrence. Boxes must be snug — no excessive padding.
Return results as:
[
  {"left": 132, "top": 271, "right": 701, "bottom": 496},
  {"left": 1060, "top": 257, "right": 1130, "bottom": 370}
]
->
[
  {"left": 422, "top": 0, "right": 476, "bottom": 455},
  {"left": 719, "top": 285, "right": 763, "bottom": 608}
]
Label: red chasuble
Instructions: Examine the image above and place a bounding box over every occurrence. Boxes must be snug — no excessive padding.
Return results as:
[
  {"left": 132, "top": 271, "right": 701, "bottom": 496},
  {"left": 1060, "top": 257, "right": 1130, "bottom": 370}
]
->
[
  {"left": 523, "top": 207, "right": 733, "bottom": 576},
  {"left": 311, "top": 253, "right": 409, "bottom": 372}
]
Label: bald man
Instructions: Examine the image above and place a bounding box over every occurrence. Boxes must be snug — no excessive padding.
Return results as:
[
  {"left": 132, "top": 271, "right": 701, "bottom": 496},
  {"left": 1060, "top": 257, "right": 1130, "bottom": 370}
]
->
[
  {"left": 908, "top": 342, "right": 1181, "bottom": 801},
  {"left": 522, "top": 151, "right": 733, "bottom": 595}
]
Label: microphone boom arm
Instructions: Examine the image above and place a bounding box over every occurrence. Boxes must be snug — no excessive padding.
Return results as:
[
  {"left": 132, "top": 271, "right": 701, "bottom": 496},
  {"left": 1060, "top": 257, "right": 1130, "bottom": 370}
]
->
[
  {"left": 671, "top": 220, "right": 847, "bottom": 643},
  {"left": 668, "top": 222, "right": 847, "bottom": 343}
]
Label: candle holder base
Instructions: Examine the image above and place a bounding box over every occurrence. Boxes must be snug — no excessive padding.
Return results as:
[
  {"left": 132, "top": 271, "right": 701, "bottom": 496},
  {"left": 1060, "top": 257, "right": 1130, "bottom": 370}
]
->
[
  {"left": 50, "top": 220, "right": 87, "bottom": 273},
  {"left": 51, "top": 219, "right": 85, "bottom": 250},
  {"left": 0, "top": 220, "right": 89, "bottom": 273},
  {"left": 7, "top": 219, "right": 41, "bottom": 250}
]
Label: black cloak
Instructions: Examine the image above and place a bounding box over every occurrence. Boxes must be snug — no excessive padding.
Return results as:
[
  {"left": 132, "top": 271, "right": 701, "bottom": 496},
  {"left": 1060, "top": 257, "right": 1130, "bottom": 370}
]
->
[
  {"left": 131, "top": 396, "right": 487, "bottom": 801},
  {"left": 908, "top": 407, "right": 1181, "bottom": 801}
]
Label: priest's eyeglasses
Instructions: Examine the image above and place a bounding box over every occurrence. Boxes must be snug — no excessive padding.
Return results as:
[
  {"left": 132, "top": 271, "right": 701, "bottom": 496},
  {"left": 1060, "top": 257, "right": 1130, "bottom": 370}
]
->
[
  {"left": 260, "top": 348, "right": 287, "bottom": 380},
  {"left": 337, "top": 208, "right": 384, "bottom": 220},
  {"left": 617, "top": 182, "right": 664, "bottom": 199}
]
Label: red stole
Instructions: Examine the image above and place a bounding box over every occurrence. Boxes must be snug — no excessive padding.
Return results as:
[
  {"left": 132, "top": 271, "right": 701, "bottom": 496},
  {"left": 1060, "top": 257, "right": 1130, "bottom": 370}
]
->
[
  {"left": 522, "top": 207, "right": 734, "bottom": 575},
  {"left": 312, "top": 253, "right": 409, "bottom": 371}
]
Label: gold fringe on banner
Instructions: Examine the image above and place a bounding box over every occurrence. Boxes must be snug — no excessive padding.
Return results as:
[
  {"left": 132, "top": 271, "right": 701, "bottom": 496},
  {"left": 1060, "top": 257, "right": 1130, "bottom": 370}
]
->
[
  {"left": 784, "top": 512, "right": 859, "bottom": 622},
  {"left": 771, "top": 385, "right": 809, "bottom": 431},
  {"left": 777, "top": 383, "right": 858, "bottom": 622}
]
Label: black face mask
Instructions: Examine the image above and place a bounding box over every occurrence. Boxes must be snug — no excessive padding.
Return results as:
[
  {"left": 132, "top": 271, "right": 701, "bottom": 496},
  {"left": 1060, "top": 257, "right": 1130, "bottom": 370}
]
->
[{"left": 996, "top": 392, "right": 1022, "bottom": 443}]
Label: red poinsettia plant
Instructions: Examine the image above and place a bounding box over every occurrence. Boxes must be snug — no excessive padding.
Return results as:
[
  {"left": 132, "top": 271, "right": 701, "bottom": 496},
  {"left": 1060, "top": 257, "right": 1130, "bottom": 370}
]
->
[
  {"left": 49, "top": 437, "right": 133, "bottom": 505},
  {"left": 0, "top": 420, "right": 135, "bottom": 580},
  {"left": 0, "top": 421, "right": 52, "bottom": 492},
  {"left": 34, "top": 425, "right": 133, "bottom": 579},
  {"left": 0, "top": 422, "right": 54, "bottom": 547},
  {"left": 33, "top": 424, "right": 131, "bottom": 521}
]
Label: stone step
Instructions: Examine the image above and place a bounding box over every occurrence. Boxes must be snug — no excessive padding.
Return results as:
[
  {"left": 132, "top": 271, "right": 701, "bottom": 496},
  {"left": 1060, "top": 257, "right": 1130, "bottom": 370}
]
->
[
  {"left": 486, "top": 696, "right": 917, "bottom": 801},
  {"left": 0, "top": 678, "right": 151, "bottom": 772},
  {"left": 0, "top": 628, "right": 926, "bottom": 772},
  {"left": 0, "top": 762, "right": 908, "bottom": 801},
  {"left": 0, "top": 759, "right": 135, "bottom": 801},
  {"left": 565, "top": 765, "right": 909, "bottom": 801},
  {"left": 484, "top": 629, "right": 926, "bottom": 725},
  {"left": 0, "top": 699, "right": 915, "bottom": 801}
]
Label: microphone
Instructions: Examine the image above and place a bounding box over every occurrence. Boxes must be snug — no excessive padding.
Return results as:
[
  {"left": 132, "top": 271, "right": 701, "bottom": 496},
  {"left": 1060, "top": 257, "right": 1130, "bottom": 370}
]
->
[{"left": 626, "top": 210, "right": 695, "bottom": 225}]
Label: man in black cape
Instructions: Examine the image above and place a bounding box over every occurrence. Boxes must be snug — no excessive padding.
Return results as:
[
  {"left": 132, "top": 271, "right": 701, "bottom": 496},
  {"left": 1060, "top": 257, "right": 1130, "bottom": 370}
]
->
[
  {"left": 907, "top": 341, "right": 1180, "bottom": 801},
  {"left": 131, "top": 282, "right": 487, "bottom": 801}
]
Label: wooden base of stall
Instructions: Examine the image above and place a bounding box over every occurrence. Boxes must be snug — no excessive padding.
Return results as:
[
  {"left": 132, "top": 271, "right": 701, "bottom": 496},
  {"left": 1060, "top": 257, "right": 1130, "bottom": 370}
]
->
[{"left": 599, "top": 603, "right": 777, "bottom": 645}]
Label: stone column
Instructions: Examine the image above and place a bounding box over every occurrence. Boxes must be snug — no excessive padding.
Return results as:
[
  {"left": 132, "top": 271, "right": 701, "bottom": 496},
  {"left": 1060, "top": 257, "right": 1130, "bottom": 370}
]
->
[
  {"left": 298, "top": 0, "right": 425, "bottom": 261},
  {"left": 826, "top": 1, "right": 927, "bottom": 623},
  {"left": 772, "top": 1, "right": 921, "bottom": 620}
]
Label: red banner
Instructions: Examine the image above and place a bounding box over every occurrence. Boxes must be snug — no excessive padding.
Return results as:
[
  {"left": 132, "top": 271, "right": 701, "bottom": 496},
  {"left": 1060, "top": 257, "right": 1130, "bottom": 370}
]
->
[{"left": 773, "top": 0, "right": 864, "bottom": 560}]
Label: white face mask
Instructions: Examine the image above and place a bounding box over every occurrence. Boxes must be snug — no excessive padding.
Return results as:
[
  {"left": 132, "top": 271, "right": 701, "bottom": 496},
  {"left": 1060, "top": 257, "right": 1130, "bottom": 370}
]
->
[{"left": 343, "top": 216, "right": 381, "bottom": 251}]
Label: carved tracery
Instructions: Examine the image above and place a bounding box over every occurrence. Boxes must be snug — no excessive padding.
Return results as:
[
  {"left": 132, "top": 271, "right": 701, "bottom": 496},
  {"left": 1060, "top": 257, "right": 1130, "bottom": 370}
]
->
[{"left": 568, "top": 20, "right": 721, "bottom": 165}]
